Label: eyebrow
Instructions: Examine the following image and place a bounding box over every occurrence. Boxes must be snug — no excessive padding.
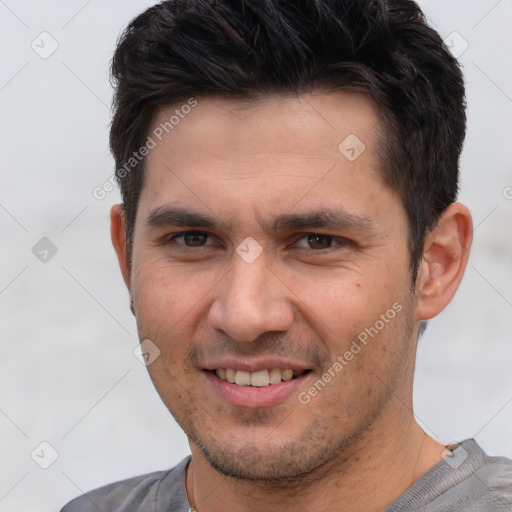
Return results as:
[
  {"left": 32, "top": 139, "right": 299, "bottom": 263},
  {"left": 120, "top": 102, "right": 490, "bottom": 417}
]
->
[
  {"left": 145, "top": 206, "right": 375, "bottom": 234},
  {"left": 146, "top": 207, "right": 221, "bottom": 229},
  {"left": 267, "top": 209, "right": 375, "bottom": 234}
]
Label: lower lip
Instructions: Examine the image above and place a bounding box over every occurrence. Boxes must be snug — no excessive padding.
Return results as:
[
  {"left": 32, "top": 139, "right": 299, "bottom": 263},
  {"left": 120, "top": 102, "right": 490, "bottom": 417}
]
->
[{"left": 203, "top": 371, "right": 309, "bottom": 408}]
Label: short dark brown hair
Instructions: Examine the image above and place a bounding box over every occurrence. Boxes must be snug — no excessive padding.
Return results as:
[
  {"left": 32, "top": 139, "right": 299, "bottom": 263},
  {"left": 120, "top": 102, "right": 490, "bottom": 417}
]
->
[{"left": 110, "top": 0, "right": 466, "bottom": 279}]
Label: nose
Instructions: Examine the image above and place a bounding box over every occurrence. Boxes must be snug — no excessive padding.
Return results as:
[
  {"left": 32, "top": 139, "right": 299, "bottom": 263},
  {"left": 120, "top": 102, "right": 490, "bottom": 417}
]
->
[{"left": 208, "top": 254, "right": 294, "bottom": 343}]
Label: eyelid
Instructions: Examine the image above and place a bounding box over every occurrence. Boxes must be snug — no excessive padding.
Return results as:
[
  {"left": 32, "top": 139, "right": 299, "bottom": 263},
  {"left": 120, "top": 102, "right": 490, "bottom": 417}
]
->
[
  {"left": 164, "top": 230, "right": 350, "bottom": 250},
  {"left": 166, "top": 230, "right": 216, "bottom": 246},
  {"left": 292, "top": 232, "right": 350, "bottom": 250}
]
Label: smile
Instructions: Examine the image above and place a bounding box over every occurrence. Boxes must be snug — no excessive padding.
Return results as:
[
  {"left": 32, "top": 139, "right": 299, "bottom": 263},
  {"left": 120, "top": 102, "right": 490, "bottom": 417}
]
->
[
  {"left": 212, "top": 368, "right": 309, "bottom": 387},
  {"left": 203, "top": 367, "right": 312, "bottom": 408}
]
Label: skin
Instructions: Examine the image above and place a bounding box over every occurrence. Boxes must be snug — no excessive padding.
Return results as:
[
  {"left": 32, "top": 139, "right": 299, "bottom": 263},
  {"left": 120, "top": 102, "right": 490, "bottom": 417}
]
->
[{"left": 111, "top": 91, "right": 473, "bottom": 512}]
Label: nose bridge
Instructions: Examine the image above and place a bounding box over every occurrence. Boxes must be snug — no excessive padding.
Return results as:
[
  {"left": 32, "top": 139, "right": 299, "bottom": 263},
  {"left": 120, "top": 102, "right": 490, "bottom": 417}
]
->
[
  {"left": 209, "top": 253, "right": 293, "bottom": 342},
  {"left": 230, "top": 256, "right": 269, "bottom": 307}
]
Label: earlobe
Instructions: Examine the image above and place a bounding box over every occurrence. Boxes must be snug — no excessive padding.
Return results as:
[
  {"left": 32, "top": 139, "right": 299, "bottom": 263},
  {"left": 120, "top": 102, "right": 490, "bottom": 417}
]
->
[
  {"left": 110, "top": 204, "right": 132, "bottom": 292},
  {"left": 415, "top": 203, "right": 473, "bottom": 321}
]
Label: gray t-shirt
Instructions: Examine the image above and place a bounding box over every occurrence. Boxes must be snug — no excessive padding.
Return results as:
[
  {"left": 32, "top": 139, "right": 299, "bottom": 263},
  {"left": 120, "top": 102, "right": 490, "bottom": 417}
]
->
[{"left": 61, "top": 439, "right": 512, "bottom": 511}]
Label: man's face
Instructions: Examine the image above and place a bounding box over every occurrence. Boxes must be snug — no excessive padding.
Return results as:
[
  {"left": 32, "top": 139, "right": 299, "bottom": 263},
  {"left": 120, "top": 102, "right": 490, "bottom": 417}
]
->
[{"left": 127, "top": 92, "right": 418, "bottom": 480}]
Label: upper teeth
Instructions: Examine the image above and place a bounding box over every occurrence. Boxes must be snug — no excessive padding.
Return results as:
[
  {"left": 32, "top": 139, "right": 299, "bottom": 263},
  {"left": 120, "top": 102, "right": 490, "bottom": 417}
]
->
[{"left": 216, "top": 368, "right": 304, "bottom": 387}]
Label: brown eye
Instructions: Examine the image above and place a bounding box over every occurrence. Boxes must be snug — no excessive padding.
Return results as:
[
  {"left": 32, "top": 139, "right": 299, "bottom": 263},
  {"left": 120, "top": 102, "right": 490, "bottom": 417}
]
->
[
  {"left": 306, "top": 234, "right": 333, "bottom": 249},
  {"left": 182, "top": 232, "right": 209, "bottom": 246}
]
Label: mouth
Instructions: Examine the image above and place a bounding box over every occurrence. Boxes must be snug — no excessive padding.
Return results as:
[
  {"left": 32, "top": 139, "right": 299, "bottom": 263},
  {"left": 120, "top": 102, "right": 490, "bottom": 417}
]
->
[{"left": 207, "top": 368, "right": 311, "bottom": 387}]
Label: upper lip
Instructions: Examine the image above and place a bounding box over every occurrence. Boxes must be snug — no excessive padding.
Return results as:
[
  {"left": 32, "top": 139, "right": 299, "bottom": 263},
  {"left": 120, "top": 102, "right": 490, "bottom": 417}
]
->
[{"left": 202, "top": 358, "right": 311, "bottom": 373}]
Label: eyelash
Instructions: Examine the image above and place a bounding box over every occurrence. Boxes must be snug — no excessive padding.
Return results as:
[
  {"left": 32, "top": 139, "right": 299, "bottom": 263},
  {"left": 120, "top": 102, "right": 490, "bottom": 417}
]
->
[
  {"left": 168, "top": 231, "right": 214, "bottom": 246},
  {"left": 166, "top": 231, "right": 349, "bottom": 252}
]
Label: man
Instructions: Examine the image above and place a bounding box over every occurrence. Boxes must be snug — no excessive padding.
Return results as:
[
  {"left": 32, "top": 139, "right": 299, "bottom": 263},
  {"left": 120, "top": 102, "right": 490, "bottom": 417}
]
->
[{"left": 62, "top": 0, "right": 512, "bottom": 510}]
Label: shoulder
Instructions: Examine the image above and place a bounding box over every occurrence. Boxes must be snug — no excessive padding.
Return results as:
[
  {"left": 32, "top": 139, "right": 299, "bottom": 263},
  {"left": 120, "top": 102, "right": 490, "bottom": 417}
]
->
[
  {"left": 60, "top": 457, "right": 191, "bottom": 512},
  {"left": 474, "top": 447, "right": 512, "bottom": 510},
  {"left": 386, "top": 440, "right": 512, "bottom": 512},
  {"left": 451, "top": 439, "right": 512, "bottom": 509}
]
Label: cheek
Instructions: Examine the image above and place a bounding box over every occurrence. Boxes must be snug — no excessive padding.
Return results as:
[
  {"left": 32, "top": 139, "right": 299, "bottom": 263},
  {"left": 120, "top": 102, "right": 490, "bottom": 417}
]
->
[
  {"left": 132, "top": 266, "right": 190, "bottom": 344},
  {"left": 131, "top": 259, "right": 223, "bottom": 358},
  {"left": 133, "top": 259, "right": 206, "bottom": 315},
  {"left": 278, "top": 265, "right": 408, "bottom": 352}
]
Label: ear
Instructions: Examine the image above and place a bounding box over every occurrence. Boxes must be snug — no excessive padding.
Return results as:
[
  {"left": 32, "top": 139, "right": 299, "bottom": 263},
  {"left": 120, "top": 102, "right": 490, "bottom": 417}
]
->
[
  {"left": 110, "top": 204, "right": 131, "bottom": 292},
  {"left": 415, "top": 203, "right": 473, "bottom": 320}
]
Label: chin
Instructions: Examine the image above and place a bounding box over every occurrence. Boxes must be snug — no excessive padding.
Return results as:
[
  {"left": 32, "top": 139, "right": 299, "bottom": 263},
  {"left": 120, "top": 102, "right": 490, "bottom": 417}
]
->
[{"left": 187, "top": 416, "right": 352, "bottom": 483}]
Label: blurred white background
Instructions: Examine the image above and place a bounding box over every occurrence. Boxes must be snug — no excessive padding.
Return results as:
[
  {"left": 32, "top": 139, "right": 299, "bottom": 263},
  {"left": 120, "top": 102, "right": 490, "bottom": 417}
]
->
[{"left": 1, "top": 1, "right": 511, "bottom": 510}]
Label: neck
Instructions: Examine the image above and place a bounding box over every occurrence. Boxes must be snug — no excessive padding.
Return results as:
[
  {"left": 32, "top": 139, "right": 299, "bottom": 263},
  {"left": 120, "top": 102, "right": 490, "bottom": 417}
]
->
[{"left": 186, "top": 415, "right": 445, "bottom": 512}]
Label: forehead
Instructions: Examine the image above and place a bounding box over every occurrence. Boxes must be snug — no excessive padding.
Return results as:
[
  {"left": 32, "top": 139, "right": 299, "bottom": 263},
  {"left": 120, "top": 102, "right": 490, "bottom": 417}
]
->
[
  {"left": 138, "top": 91, "right": 395, "bottom": 227},
  {"left": 148, "top": 91, "right": 383, "bottom": 164}
]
